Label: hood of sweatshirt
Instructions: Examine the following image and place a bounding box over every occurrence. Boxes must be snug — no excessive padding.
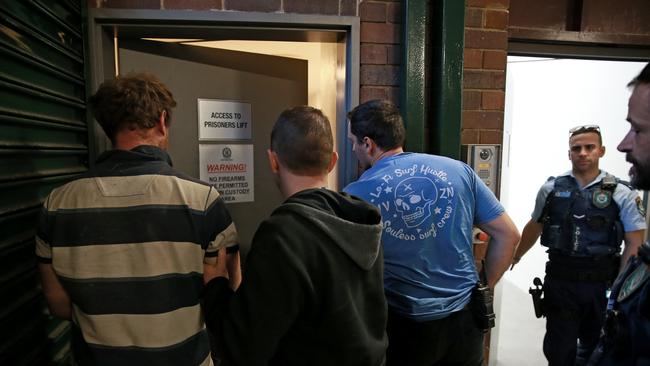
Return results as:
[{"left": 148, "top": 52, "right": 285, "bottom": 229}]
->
[{"left": 273, "top": 188, "right": 383, "bottom": 270}]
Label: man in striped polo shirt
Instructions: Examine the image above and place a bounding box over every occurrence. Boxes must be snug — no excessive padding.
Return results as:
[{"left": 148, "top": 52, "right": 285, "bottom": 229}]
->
[{"left": 36, "top": 73, "right": 240, "bottom": 366}]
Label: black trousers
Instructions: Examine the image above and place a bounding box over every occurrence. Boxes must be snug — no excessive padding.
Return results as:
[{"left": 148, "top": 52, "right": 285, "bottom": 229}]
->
[
  {"left": 543, "top": 275, "right": 608, "bottom": 366},
  {"left": 386, "top": 306, "right": 484, "bottom": 366}
]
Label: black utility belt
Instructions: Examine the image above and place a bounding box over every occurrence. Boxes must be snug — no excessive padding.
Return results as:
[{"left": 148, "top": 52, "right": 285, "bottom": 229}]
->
[
  {"left": 545, "top": 261, "right": 618, "bottom": 282},
  {"left": 548, "top": 251, "right": 619, "bottom": 265}
]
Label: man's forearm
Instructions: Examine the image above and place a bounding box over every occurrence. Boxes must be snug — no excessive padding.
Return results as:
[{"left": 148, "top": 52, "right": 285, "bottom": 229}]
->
[
  {"left": 620, "top": 229, "right": 645, "bottom": 270},
  {"left": 227, "top": 252, "right": 242, "bottom": 290},
  {"left": 38, "top": 263, "right": 72, "bottom": 319},
  {"left": 512, "top": 220, "right": 543, "bottom": 264},
  {"left": 480, "top": 214, "right": 520, "bottom": 287},
  {"left": 485, "top": 234, "right": 519, "bottom": 287}
]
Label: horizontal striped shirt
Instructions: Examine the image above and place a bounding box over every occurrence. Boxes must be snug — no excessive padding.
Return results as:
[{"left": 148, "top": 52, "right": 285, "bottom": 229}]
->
[{"left": 36, "top": 145, "right": 238, "bottom": 366}]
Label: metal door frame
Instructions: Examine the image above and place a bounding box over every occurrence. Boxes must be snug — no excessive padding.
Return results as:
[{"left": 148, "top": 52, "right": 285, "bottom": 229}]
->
[{"left": 87, "top": 8, "right": 359, "bottom": 189}]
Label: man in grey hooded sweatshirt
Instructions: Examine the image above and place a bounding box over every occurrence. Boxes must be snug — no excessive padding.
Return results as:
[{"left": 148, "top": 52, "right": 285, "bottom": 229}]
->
[{"left": 203, "top": 106, "right": 388, "bottom": 366}]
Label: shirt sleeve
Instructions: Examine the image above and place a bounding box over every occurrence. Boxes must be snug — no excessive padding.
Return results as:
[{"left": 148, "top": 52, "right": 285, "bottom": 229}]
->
[
  {"left": 342, "top": 181, "right": 362, "bottom": 200},
  {"left": 206, "top": 220, "right": 306, "bottom": 365},
  {"left": 204, "top": 187, "right": 239, "bottom": 259},
  {"left": 530, "top": 179, "right": 554, "bottom": 221},
  {"left": 613, "top": 184, "right": 647, "bottom": 232}
]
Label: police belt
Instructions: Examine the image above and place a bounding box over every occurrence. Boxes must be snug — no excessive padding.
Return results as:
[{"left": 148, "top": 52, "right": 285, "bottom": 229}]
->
[{"left": 546, "top": 253, "right": 619, "bottom": 282}]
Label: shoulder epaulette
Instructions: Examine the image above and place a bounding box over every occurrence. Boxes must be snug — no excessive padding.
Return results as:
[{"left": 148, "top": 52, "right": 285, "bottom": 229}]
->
[{"left": 616, "top": 179, "right": 633, "bottom": 190}]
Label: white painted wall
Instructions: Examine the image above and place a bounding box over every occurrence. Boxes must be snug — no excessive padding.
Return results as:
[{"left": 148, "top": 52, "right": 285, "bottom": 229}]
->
[{"left": 496, "top": 57, "right": 646, "bottom": 365}]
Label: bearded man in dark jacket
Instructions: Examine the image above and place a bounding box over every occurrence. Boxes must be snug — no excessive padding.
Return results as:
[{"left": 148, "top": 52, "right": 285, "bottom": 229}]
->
[{"left": 203, "top": 106, "right": 388, "bottom": 366}]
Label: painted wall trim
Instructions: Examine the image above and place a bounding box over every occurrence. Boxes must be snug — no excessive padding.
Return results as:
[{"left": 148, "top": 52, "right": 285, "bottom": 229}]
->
[
  {"left": 430, "top": 0, "right": 464, "bottom": 159},
  {"left": 90, "top": 8, "right": 358, "bottom": 28},
  {"left": 87, "top": 9, "right": 359, "bottom": 185},
  {"left": 400, "top": 0, "right": 427, "bottom": 152}
]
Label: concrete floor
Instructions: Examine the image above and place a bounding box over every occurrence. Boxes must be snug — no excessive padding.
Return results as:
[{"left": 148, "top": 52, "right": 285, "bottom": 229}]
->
[{"left": 495, "top": 277, "right": 547, "bottom": 366}]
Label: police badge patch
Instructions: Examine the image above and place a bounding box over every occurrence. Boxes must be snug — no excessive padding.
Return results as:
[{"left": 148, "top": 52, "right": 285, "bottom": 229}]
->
[
  {"left": 592, "top": 189, "right": 612, "bottom": 209},
  {"left": 636, "top": 196, "right": 646, "bottom": 217},
  {"left": 618, "top": 264, "right": 650, "bottom": 302}
]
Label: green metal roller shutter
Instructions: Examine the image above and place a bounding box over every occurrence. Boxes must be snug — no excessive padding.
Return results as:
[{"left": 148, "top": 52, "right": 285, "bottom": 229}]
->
[{"left": 0, "top": 0, "right": 88, "bottom": 365}]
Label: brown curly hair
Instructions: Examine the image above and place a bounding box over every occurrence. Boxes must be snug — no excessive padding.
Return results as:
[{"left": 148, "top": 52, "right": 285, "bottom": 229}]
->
[{"left": 89, "top": 72, "right": 177, "bottom": 143}]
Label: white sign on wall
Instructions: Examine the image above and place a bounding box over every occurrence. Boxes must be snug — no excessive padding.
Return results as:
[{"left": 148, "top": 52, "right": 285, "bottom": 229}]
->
[
  {"left": 198, "top": 99, "right": 252, "bottom": 140},
  {"left": 199, "top": 144, "right": 254, "bottom": 203}
]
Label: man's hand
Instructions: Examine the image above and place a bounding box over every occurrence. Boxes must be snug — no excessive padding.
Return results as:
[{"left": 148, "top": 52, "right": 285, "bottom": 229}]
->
[
  {"left": 509, "top": 257, "right": 521, "bottom": 270},
  {"left": 204, "top": 248, "right": 229, "bottom": 284},
  {"left": 509, "top": 219, "right": 543, "bottom": 271}
]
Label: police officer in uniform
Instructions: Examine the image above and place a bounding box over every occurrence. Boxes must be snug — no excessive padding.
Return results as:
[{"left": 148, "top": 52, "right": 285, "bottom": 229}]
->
[
  {"left": 512, "top": 124, "right": 646, "bottom": 366},
  {"left": 588, "top": 62, "right": 650, "bottom": 366}
]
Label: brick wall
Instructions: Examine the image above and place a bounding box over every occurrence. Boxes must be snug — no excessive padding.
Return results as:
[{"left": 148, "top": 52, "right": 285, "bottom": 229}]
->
[
  {"left": 462, "top": 0, "right": 509, "bottom": 145},
  {"left": 88, "top": 0, "right": 358, "bottom": 16},
  {"left": 462, "top": 3, "right": 511, "bottom": 363},
  {"left": 359, "top": 1, "right": 402, "bottom": 106},
  {"left": 88, "top": 0, "right": 512, "bottom": 148},
  {"left": 87, "top": 0, "right": 406, "bottom": 105}
]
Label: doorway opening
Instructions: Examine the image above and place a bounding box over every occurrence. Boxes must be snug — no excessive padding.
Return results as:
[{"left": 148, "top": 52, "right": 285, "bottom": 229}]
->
[
  {"left": 497, "top": 57, "right": 647, "bottom": 366},
  {"left": 88, "top": 9, "right": 359, "bottom": 256}
]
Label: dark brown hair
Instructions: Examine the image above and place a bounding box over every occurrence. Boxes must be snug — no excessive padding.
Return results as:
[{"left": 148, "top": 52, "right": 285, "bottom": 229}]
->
[
  {"left": 89, "top": 72, "right": 177, "bottom": 143},
  {"left": 569, "top": 126, "right": 602, "bottom": 145},
  {"left": 348, "top": 99, "right": 405, "bottom": 150},
  {"left": 271, "top": 106, "right": 333, "bottom": 175}
]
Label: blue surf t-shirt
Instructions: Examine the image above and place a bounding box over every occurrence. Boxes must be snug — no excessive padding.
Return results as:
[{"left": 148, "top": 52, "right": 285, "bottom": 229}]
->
[{"left": 344, "top": 152, "right": 504, "bottom": 321}]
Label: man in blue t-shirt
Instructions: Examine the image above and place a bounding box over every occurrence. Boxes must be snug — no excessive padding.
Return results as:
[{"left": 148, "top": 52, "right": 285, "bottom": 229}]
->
[{"left": 343, "top": 100, "right": 520, "bottom": 366}]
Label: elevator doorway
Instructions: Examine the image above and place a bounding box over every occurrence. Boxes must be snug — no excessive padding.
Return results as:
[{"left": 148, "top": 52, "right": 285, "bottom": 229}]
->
[{"left": 88, "top": 9, "right": 359, "bottom": 256}]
